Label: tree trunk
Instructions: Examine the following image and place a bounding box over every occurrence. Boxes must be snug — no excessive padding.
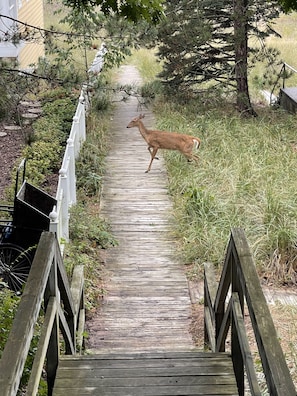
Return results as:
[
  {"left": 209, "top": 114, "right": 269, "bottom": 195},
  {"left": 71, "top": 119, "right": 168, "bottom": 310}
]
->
[{"left": 233, "top": 0, "right": 257, "bottom": 117}]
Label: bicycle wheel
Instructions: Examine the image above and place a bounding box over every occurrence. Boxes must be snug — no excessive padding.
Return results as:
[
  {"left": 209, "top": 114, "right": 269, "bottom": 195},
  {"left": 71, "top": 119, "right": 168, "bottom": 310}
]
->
[{"left": 0, "top": 243, "right": 32, "bottom": 292}]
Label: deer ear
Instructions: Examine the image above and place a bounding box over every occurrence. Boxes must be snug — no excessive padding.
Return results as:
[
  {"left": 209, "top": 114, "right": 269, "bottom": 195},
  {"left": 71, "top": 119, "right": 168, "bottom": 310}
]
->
[{"left": 139, "top": 114, "right": 145, "bottom": 119}]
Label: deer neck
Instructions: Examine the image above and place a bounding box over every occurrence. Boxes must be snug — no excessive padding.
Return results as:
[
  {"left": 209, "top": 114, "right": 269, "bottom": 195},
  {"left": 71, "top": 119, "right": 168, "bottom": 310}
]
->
[{"left": 137, "top": 121, "right": 150, "bottom": 142}]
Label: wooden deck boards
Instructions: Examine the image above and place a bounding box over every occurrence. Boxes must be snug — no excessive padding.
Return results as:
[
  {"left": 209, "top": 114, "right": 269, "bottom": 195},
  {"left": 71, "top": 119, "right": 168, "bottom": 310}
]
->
[{"left": 53, "top": 352, "right": 238, "bottom": 396}]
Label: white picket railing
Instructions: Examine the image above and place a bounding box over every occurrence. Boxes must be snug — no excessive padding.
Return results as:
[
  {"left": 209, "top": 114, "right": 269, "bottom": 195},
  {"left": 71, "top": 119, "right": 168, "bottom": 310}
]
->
[{"left": 49, "top": 44, "right": 106, "bottom": 247}]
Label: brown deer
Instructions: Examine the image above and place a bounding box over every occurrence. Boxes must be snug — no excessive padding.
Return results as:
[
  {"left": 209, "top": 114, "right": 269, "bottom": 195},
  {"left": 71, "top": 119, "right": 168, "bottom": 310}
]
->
[{"left": 126, "top": 114, "right": 201, "bottom": 173}]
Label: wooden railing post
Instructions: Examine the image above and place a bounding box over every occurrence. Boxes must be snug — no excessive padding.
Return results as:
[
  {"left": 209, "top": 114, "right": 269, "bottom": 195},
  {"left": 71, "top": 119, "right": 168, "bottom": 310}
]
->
[
  {"left": 45, "top": 243, "right": 59, "bottom": 396},
  {"left": 230, "top": 234, "right": 244, "bottom": 395},
  {"left": 204, "top": 262, "right": 217, "bottom": 351}
]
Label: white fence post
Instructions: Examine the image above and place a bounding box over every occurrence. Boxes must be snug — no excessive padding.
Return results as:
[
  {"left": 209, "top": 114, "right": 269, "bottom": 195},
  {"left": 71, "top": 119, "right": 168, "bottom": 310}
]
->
[
  {"left": 67, "top": 138, "right": 76, "bottom": 206},
  {"left": 49, "top": 207, "right": 58, "bottom": 238},
  {"left": 78, "top": 93, "right": 86, "bottom": 144},
  {"left": 59, "top": 168, "right": 70, "bottom": 241}
]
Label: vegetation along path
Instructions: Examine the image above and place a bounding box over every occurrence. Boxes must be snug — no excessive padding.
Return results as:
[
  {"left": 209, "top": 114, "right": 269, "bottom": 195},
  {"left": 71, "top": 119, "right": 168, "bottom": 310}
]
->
[{"left": 86, "top": 65, "right": 195, "bottom": 353}]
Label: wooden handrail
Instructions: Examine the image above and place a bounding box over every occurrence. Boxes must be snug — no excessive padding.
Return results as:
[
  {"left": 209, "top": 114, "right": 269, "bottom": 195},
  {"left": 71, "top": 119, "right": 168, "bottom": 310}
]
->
[
  {"left": 204, "top": 228, "right": 296, "bottom": 396},
  {"left": 0, "top": 231, "right": 84, "bottom": 396}
]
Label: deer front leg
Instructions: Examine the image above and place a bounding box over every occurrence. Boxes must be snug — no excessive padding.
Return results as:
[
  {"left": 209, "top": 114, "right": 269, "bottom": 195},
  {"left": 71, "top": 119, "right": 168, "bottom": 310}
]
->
[
  {"left": 146, "top": 147, "right": 159, "bottom": 173},
  {"left": 148, "top": 146, "right": 159, "bottom": 160}
]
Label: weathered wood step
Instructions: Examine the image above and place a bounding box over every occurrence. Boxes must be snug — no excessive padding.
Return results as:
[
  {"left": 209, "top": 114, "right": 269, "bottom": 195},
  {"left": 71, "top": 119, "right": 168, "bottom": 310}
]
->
[{"left": 53, "top": 351, "right": 238, "bottom": 396}]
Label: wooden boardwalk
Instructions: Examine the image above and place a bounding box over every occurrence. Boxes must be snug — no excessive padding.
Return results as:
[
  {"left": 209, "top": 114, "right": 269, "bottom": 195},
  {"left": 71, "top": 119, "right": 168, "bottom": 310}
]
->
[
  {"left": 86, "top": 65, "right": 194, "bottom": 352},
  {"left": 53, "top": 66, "right": 238, "bottom": 395}
]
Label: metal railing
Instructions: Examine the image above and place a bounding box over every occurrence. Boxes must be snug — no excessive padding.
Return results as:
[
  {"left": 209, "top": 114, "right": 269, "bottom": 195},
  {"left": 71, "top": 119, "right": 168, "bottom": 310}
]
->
[{"left": 269, "top": 62, "right": 297, "bottom": 104}]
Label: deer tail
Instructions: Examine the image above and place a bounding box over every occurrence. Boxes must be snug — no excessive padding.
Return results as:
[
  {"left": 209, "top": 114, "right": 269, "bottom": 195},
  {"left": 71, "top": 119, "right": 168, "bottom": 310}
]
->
[{"left": 193, "top": 138, "right": 201, "bottom": 150}]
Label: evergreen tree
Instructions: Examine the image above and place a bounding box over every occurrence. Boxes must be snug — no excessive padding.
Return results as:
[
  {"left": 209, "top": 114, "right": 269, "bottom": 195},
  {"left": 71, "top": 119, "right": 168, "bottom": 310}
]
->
[
  {"left": 157, "top": 0, "right": 281, "bottom": 116},
  {"left": 158, "top": 0, "right": 234, "bottom": 90}
]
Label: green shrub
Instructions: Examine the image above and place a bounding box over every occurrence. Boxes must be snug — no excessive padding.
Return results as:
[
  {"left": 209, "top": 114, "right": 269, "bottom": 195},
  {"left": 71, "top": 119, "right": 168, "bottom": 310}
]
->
[
  {"left": 32, "top": 117, "right": 64, "bottom": 144},
  {"left": 69, "top": 203, "right": 117, "bottom": 249},
  {"left": 42, "top": 98, "right": 76, "bottom": 135},
  {"left": 92, "top": 91, "right": 111, "bottom": 112},
  {"left": 24, "top": 141, "right": 62, "bottom": 185},
  {"left": 0, "top": 288, "right": 20, "bottom": 357},
  {"left": 39, "top": 87, "right": 70, "bottom": 102},
  {"left": 76, "top": 142, "right": 106, "bottom": 195},
  {"left": 0, "top": 87, "right": 9, "bottom": 120}
]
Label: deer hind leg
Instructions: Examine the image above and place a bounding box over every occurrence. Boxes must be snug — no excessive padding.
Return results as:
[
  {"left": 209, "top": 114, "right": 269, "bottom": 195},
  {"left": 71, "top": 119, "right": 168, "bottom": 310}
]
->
[
  {"left": 146, "top": 147, "right": 158, "bottom": 173},
  {"left": 184, "top": 152, "right": 199, "bottom": 163},
  {"left": 183, "top": 142, "right": 200, "bottom": 163}
]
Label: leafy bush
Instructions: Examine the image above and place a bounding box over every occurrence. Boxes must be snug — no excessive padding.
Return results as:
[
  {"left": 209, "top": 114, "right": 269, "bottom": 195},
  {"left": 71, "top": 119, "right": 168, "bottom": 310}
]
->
[
  {"left": 20, "top": 90, "right": 77, "bottom": 188},
  {"left": 42, "top": 98, "right": 76, "bottom": 134},
  {"left": 92, "top": 90, "right": 111, "bottom": 112},
  {"left": 65, "top": 201, "right": 117, "bottom": 311},
  {"left": 24, "top": 141, "right": 62, "bottom": 185},
  {"left": 0, "top": 288, "right": 20, "bottom": 358},
  {"left": 69, "top": 203, "right": 117, "bottom": 249},
  {"left": 0, "top": 87, "right": 9, "bottom": 121},
  {"left": 32, "top": 117, "right": 64, "bottom": 144},
  {"left": 76, "top": 142, "right": 105, "bottom": 195}
]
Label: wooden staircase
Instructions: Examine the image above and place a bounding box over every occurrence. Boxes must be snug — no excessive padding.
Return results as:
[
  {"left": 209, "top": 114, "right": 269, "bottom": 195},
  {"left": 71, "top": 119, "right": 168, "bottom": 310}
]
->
[{"left": 53, "top": 351, "right": 238, "bottom": 396}]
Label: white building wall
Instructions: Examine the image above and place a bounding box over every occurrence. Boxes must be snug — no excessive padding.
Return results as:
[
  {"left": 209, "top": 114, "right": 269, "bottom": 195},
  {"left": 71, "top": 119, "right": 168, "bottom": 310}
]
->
[{"left": 0, "top": 0, "right": 20, "bottom": 58}]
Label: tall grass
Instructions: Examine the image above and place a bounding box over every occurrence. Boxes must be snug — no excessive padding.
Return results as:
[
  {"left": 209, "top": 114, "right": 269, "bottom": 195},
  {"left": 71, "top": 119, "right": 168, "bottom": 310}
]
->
[
  {"left": 130, "top": 32, "right": 297, "bottom": 285},
  {"left": 267, "top": 12, "right": 297, "bottom": 67},
  {"left": 157, "top": 102, "right": 297, "bottom": 284},
  {"left": 128, "top": 48, "right": 163, "bottom": 83}
]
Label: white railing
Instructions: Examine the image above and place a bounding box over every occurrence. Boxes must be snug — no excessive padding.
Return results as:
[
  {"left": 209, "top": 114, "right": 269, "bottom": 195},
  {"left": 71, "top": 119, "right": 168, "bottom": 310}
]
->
[{"left": 49, "top": 44, "right": 106, "bottom": 247}]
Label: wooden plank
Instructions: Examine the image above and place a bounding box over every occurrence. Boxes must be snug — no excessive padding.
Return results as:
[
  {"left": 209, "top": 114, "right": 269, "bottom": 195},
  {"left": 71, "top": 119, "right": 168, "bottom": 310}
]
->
[
  {"left": 58, "top": 356, "right": 234, "bottom": 369},
  {"left": 55, "top": 376, "right": 237, "bottom": 386},
  {"left": 60, "top": 351, "right": 233, "bottom": 360},
  {"left": 53, "top": 352, "right": 238, "bottom": 395},
  {"left": 232, "top": 293, "right": 261, "bottom": 395},
  {"left": 54, "top": 389, "right": 238, "bottom": 396},
  {"left": 26, "top": 297, "right": 57, "bottom": 396}
]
